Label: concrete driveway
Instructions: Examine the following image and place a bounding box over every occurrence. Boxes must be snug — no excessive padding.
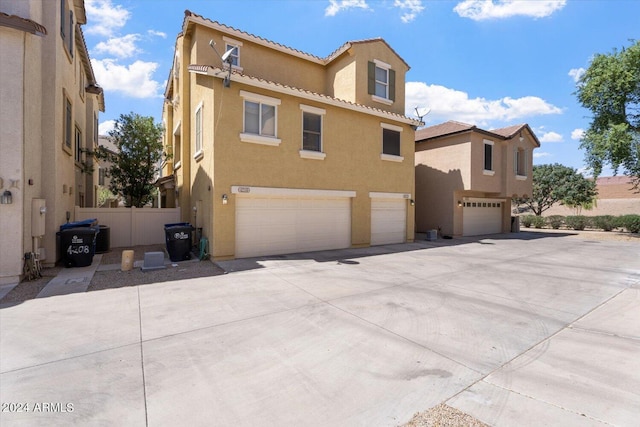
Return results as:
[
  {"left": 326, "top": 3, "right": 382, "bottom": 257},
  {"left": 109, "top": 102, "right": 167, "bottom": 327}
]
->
[{"left": 1, "top": 231, "right": 639, "bottom": 426}]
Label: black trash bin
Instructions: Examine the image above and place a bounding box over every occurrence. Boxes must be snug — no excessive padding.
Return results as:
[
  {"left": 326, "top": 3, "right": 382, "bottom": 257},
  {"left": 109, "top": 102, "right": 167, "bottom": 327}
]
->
[
  {"left": 95, "top": 225, "right": 110, "bottom": 253},
  {"left": 60, "top": 227, "right": 99, "bottom": 267},
  {"left": 165, "top": 223, "right": 194, "bottom": 262}
]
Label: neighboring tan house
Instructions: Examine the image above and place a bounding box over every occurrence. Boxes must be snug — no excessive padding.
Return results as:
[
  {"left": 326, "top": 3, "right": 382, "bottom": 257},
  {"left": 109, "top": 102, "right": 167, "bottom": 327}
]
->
[
  {"left": 95, "top": 135, "right": 120, "bottom": 207},
  {"left": 162, "top": 10, "right": 421, "bottom": 260},
  {"left": 0, "top": 0, "right": 104, "bottom": 284},
  {"left": 415, "top": 121, "right": 539, "bottom": 237}
]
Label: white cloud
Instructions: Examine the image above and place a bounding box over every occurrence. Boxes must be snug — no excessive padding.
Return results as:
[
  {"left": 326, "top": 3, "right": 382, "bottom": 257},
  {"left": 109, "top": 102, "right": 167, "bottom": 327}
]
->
[
  {"left": 91, "top": 59, "right": 162, "bottom": 98},
  {"left": 147, "top": 30, "right": 167, "bottom": 39},
  {"left": 98, "top": 120, "right": 116, "bottom": 135},
  {"left": 395, "top": 0, "right": 425, "bottom": 23},
  {"left": 571, "top": 128, "right": 585, "bottom": 140},
  {"left": 405, "top": 81, "right": 563, "bottom": 125},
  {"left": 94, "top": 34, "right": 141, "bottom": 58},
  {"left": 539, "top": 131, "right": 563, "bottom": 143},
  {"left": 454, "top": 0, "right": 566, "bottom": 21},
  {"left": 533, "top": 152, "right": 551, "bottom": 159},
  {"left": 577, "top": 167, "right": 593, "bottom": 177},
  {"left": 85, "top": 0, "right": 130, "bottom": 37},
  {"left": 325, "top": 0, "right": 370, "bottom": 16},
  {"left": 568, "top": 67, "right": 585, "bottom": 82}
]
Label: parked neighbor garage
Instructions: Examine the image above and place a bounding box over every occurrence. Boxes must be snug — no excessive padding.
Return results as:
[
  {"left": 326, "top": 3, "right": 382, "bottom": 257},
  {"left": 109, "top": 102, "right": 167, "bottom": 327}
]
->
[
  {"left": 234, "top": 188, "right": 354, "bottom": 258},
  {"left": 462, "top": 198, "right": 503, "bottom": 236}
]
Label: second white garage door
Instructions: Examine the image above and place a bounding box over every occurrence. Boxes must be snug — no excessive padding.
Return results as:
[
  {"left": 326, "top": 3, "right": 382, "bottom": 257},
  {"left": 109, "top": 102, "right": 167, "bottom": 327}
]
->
[
  {"left": 371, "top": 198, "right": 406, "bottom": 245},
  {"left": 236, "top": 195, "right": 351, "bottom": 258},
  {"left": 462, "top": 198, "right": 503, "bottom": 236}
]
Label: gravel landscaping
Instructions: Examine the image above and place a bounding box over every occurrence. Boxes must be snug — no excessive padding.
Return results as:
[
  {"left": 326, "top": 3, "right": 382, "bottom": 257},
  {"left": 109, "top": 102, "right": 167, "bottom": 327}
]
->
[{"left": 402, "top": 404, "right": 489, "bottom": 427}]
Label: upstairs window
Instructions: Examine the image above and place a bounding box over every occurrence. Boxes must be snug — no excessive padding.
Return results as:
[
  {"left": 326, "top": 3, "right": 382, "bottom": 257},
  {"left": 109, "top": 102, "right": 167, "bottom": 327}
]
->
[
  {"left": 302, "top": 112, "right": 322, "bottom": 152},
  {"left": 64, "top": 96, "right": 72, "bottom": 152},
  {"left": 515, "top": 147, "right": 527, "bottom": 177},
  {"left": 223, "top": 37, "right": 243, "bottom": 68},
  {"left": 194, "top": 102, "right": 203, "bottom": 159},
  {"left": 484, "top": 140, "right": 494, "bottom": 174},
  {"left": 368, "top": 60, "right": 395, "bottom": 103},
  {"left": 75, "top": 126, "right": 82, "bottom": 163},
  {"left": 380, "top": 123, "right": 403, "bottom": 162},
  {"left": 60, "top": 0, "right": 74, "bottom": 58},
  {"left": 240, "top": 91, "right": 281, "bottom": 146}
]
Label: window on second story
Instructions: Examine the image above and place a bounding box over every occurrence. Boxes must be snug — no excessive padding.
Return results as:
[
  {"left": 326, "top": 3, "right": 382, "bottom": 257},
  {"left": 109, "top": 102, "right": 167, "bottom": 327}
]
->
[
  {"left": 75, "top": 126, "right": 82, "bottom": 163},
  {"left": 483, "top": 140, "right": 494, "bottom": 174},
  {"left": 194, "top": 102, "right": 203, "bottom": 159},
  {"left": 64, "top": 96, "right": 72, "bottom": 153},
  {"left": 223, "top": 37, "right": 243, "bottom": 69},
  {"left": 240, "top": 91, "right": 281, "bottom": 146},
  {"left": 60, "top": 0, "right": 74, "bottom": 59},
  {"left": 380, "top": 123, "right": 403, "bottom": 162},
  {"left": 98, "top": 168, "right": 106, "bottom": 186},
  {"left": 368, "top": 60, "right": 395, "bottom": 104},
  {"left": 515, "top": 147, "right": 527, "bottom": 177},
  {"left": 302, "top": 112, "right": 322, "bottom": 152}
]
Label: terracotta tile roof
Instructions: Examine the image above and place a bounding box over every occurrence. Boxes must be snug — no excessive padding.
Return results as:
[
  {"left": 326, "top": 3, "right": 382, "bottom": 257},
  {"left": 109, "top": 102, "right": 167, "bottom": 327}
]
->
[
  {"left": 188, "top": 64, "right": 421, "bottom": 125},
  {"left": 184, "top": 10, "right": 409, "bottom": 68},
  {"left": 415, "top": 121, "right": 476, "bottom": 141},
  {"left": 490, "top": 124, "right": 526, "bottom": 138},
  {"left": 0, "top": 12, "right": 47, "bottom": 36}
]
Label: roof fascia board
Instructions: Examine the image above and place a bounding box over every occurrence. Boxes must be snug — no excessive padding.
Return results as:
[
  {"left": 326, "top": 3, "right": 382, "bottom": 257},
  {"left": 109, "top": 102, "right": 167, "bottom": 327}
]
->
[{"left": 190, "top": 66, "right": 420, "bottom": 126}]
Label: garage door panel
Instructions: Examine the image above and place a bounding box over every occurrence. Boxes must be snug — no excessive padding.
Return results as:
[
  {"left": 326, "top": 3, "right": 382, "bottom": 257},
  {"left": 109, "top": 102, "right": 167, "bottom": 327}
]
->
[
  {"left": 463, "top": 199, "right": 502, "bottom": 236},
  {"left": 236, "top": 196, "right": 351, "bottom": 258},
  {"left": 371, "top": 198, "right": 406, "bottom": 246}
]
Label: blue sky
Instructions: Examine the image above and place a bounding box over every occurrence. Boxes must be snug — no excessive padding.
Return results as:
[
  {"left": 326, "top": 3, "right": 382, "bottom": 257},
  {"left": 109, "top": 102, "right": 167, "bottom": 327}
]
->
[{"left": 83, "top": 0, "right": 640, "bottom": 176}]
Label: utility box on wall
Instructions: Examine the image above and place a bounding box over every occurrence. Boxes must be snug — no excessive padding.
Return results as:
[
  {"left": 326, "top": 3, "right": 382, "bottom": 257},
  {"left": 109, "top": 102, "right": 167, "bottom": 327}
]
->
[{"left": 31, "top": 198, "right": 46, "bottom": 237}]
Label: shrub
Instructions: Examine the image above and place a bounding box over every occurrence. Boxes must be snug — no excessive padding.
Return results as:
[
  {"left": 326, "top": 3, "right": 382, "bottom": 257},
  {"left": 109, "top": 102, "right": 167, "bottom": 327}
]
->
[
  {"left": 617, "top": 214, "right": 640, "bottom": 233},
  {"left": 531, "top": 216, "right": 546, "bottom": 228},
  {"left": 565, "top": 215, "right": 587, "bottom": 230},
  {"left": 521, "top": 215, "right": 535, "bottom": 227},
  {"left": 593, "top": 215, "right": 616, "bottom": 231},
  {"left": 546, "top": 215, "right": 564, "bottom": 229}
]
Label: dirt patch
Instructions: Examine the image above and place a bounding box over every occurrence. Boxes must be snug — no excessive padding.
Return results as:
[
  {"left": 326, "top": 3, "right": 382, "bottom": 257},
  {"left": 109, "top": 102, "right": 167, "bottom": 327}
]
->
[
  {"left": 402, "top": 404, "right": 489, "bottom": 427},
  {"left": 0, "top": 266, "right": 63, "bottom": 305},
  {"left": 88, "top": 259, "right": 225, "bottom": 291}
]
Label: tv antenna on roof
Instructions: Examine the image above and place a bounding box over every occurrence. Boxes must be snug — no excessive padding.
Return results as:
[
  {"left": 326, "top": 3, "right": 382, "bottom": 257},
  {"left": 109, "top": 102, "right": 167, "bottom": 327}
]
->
[{"left": 209, "top": 39, "right": 235, "bottom": 87}]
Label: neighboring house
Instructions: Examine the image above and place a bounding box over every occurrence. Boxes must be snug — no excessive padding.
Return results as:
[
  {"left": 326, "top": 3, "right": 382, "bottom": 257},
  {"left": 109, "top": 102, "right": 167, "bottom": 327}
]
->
[
  {"left": 162, "top": 10, "right": 421, "bottom": 260},
  {"left": 415, "top": 121, "right": 539, "bottom": 237},
  {"left": 0, "top": 0, "right": 104, "bottom": 284},
  {"left": 95, "top": 135, "right": 120, "bottom": 207},
  {"left": 544, "top": 176, "right": 640, "bottom": 216}
]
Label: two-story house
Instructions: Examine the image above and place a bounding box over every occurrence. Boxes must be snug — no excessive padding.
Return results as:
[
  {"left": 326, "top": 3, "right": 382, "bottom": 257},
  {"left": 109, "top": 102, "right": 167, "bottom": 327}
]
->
[
  {"left": 0, "top": 0, "right": 104, "bottom": 284},
  {"left": 415, "top": 121, "right": 539, "bottom": 237},
  {"left": 162, "top": 11, "right": 421, "bottom": 260}
]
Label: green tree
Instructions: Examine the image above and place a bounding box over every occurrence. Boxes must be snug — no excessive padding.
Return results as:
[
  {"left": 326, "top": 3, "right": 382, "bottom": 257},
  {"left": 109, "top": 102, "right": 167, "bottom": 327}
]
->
[
  {"left": 576, "top": 40, "right": 640, "bottom": 188},
  {"left": 96, "top": 113, "right": 166, "bottom": 207},
  {"left": 513, "top": 164, "right": 598, "bottom": 216}
]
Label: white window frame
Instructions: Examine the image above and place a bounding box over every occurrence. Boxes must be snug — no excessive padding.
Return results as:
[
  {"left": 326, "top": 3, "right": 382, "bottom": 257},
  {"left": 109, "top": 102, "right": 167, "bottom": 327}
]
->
[
  {"left": 372, "top": 59, "right": 392, "bottom": 105},
  {"left": 300, "top": 104, "right": 326, "bottom": 160},
  {"left": 483, "top": 139, "right": 495, "bottom": 175},
  {"left": 240, "top": 90, "right": 281, "bottom": 146},
  {"left": 380, "top": 123, "right": 404, "bottom": 162},
  {"left": 223, "top": 36, "right": 243, "bottom": 71},
  {"left": 194, "top": 101, "right": 204, "bottom": 161}
]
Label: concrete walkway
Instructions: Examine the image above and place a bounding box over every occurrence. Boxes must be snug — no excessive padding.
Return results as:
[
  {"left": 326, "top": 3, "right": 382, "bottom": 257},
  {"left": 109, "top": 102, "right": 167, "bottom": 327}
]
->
[{"left": 1, "top": 232, "right": 638, "bottom": 426}]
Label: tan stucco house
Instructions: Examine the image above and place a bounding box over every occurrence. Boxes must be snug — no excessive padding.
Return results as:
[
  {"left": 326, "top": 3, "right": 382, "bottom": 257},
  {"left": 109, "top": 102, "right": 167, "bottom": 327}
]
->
[
  {"left": 0, "top": 0, "right": 104, "bottom": 284},
  {"left": 162, "top": 11, "right": 421, "bottom": 260},
  {"left": 415, "top": 121, "right": 539, "bottom": 237}
]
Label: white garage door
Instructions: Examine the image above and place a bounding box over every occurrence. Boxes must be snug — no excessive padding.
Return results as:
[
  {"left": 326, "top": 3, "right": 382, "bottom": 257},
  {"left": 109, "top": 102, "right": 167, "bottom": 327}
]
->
[
  {"left": 463, "top": 198, "right": 503, "bottom": 236},
  {"left": 236, "top": 195, "right": 351, "bottom": 258},
  {"left": 371, "top": 198, "right": 406, "bottom": 245}
]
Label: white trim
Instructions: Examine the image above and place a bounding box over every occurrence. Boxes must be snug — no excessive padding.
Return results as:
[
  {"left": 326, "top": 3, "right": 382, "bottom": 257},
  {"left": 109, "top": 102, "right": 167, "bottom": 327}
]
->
[
  {"left": 173, "top": 121, "right": 181, "bottom": 136},
  {"left": 193, "top": 150, "right": 204, "bottom": 161},
  {"left": 231, "top": 186, "right": 356, "bottom": 198},
  {"left": 222, "top": 36, "right": 243, "bottom": 46},
  {"left": 240, "top": 90, "right": 281, "bottom": 105},
  {"left": 483, "top": 139, "right": 494, "bottom": 145},
  {"left": 381, "top": 153, "right": 404, "bottom": 162},
  {"left": 516, "top": 175, "right": 527, "bottom": 181},
  {"left": 380, "top": 122, "right": 403, "bottom": 132},
  {"left": 372, "top": 95, "right": 393, "bottom": 105},
  {"left": 483, "top": 170, "right": 495, "bottom": 176},
  {"left": 191, "top": 67, "right": 421, "bottom": 126},
  {"left": 174, "top": 160, "right": 181, "bottom": 171},
  {"left": 369, "top": 192, "right": 411, "bottom": 199},
  {"left": 300, "top": 104, "right": 326, "bottom": 115},
  {"left": 240, "top": 133, "right": 282, "bottom": 146},
  {"left": 194, "top": 101, "right": 203, "bottom": 154},
  {"left": 373, "top": 59, "right": 391, "bottom": 69},
  {"left": 299, "top": 150, "right": 326, "bottom": 160}
]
